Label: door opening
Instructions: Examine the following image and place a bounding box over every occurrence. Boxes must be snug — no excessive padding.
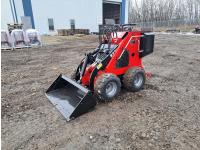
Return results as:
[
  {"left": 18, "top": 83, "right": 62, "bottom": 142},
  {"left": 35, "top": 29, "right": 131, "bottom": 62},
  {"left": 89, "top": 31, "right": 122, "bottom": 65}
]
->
[{"left": 103, "top": 2, "right": 121, "bottom": 25}]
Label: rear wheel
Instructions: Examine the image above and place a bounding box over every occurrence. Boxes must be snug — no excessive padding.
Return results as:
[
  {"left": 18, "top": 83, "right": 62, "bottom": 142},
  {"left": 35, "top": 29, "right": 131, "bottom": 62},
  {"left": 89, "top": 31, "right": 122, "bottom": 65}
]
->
[
  {"left": 94, "top": 73, "right": 121, "bottom": 101},
  {"left": 123, "top": 67, "right": 145, "bottom": 92}
]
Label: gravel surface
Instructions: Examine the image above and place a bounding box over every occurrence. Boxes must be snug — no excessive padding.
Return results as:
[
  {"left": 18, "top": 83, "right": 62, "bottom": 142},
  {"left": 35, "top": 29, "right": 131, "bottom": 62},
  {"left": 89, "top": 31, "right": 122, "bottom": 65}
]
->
[{"left": 2, "top": 34, "right": 200, "bottom": 150}]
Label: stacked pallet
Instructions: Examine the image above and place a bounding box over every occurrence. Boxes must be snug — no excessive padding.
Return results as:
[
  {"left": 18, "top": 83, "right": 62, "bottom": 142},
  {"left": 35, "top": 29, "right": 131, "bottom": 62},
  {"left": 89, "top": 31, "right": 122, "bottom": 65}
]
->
[
  {"left": 7, "top": 23, "right": 23, "bottom": 33},
  {"left": 57, "top": 29, "right": 89, "bottom": 36},
  {"left": 74, "top": 29, "right": 89, "bottom": 35},
  {"left": 57, "top": 29, "right": 73, "bottom": 36}
]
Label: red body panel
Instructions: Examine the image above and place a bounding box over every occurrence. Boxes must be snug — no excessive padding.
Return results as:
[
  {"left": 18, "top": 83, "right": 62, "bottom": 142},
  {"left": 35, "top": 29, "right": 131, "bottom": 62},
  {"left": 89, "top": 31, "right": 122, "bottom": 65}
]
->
[{"left": 81, "top": 31, "right": 144, "bottom": 86}]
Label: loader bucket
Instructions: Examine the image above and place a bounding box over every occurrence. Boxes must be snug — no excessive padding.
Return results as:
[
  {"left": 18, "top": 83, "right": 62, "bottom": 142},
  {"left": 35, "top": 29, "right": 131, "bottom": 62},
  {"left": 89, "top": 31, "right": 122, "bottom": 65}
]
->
[{"left": 46, "top": 74, "right": 96, "bottom": 121}]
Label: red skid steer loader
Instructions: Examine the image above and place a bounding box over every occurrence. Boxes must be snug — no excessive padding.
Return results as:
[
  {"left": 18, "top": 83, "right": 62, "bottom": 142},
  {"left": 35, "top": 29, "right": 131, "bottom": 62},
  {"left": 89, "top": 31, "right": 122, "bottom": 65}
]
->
[{"left": 46, "top": 24, "right": 155, "bottom": 121}]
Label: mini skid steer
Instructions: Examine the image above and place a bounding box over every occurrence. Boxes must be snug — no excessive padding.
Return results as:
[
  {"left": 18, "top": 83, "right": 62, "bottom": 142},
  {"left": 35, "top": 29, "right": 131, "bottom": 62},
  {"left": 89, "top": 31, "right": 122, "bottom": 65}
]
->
[{"left": 46, "top": 24, "right": 155, "bottom": 121}]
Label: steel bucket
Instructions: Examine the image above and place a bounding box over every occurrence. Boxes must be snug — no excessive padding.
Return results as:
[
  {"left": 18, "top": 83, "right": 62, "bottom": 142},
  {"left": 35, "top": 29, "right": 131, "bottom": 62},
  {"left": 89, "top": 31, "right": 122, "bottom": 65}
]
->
[{"left": 46, "top": 74, "right": 96, "bottom": 121}]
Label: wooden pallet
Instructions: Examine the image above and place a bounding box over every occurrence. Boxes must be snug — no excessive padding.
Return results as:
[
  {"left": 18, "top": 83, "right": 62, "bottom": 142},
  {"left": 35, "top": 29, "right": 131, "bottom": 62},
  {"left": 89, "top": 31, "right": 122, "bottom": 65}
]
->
[{"left": 57, "top": 29, "right": 89, "bottom": 36}]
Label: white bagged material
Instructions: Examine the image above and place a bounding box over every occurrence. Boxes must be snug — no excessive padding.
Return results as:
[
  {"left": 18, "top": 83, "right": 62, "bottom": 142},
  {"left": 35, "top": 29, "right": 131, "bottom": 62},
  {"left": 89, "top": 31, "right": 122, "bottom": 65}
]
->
[
  {"left": 1, "top": 30, "right": 13, "bottom": 50},
  {"left": 11, "top": 29, "right": 30, "bottom": 48},
  {"left": 26, "top": 29, "right": 42, "bottom": 46}
]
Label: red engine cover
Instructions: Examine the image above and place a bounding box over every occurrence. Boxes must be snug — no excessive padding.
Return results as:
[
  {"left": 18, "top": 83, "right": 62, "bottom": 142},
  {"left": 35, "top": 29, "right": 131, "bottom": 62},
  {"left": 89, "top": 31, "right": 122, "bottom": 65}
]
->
[{"left": 81, "top": 31, "right": 144, "bottom": 87}]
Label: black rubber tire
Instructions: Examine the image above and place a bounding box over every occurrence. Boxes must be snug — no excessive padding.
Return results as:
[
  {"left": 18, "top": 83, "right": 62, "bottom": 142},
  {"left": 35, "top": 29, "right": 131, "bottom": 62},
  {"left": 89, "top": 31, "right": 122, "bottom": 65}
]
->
[
  {"left": 94, "top": 73, "right": 121, "bottom": 101},
  {"left": 123, "top": 67, "right": 145, "bottom": 92}
]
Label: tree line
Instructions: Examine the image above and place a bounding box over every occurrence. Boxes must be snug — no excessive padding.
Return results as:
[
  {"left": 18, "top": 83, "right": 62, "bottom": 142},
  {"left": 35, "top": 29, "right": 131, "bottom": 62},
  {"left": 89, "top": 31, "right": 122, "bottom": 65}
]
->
[{"left": 128, "top": 0, "right": 200, "bottom": 23}]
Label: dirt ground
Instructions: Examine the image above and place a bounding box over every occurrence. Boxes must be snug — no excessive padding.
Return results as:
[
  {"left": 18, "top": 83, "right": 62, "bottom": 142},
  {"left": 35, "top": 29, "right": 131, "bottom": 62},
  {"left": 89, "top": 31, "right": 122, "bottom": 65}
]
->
[{"left": 1, "top": 33, "right": 200, "bottom": 150}]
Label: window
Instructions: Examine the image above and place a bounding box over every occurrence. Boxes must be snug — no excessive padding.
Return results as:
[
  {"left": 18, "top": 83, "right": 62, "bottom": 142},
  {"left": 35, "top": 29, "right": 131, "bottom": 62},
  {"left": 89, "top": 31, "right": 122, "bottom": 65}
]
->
[
  {"left": 48, "top": 18, "right": 54, "bottom": 31},
  {"left": 70, "top": 19, "right": 75, "bottom": 30}
]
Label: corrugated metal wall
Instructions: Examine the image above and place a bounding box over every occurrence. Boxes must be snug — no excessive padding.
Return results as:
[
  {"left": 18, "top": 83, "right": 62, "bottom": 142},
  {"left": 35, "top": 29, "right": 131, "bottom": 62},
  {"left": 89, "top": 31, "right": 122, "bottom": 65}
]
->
[
  {"left": 31, "top": 0, "right": 102, "bottom": 34},
  {"left": 1, "top": 0, "right": 128, "bottom": 33}
]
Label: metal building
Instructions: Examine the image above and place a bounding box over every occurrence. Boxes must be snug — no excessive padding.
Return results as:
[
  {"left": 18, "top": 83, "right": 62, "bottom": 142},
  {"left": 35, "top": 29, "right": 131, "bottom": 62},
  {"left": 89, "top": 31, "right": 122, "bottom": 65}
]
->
[{"left": 1, "top": 0, "right": 128, "bottom": 34}]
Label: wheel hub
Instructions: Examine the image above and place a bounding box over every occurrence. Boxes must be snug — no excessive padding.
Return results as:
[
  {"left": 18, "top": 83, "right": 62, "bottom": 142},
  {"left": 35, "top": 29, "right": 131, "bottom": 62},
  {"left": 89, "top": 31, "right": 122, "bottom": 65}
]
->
[
  {"left": 105, "top": 82, "right": 117, "bottom": 97},
  {"left": 134, "top": 73, "right": 143, "bottom": 88}
]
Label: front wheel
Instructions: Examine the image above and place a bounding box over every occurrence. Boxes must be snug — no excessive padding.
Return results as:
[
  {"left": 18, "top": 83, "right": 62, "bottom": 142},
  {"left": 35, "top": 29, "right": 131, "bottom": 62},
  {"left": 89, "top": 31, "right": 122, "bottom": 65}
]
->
[{"left": 94, "top": 73, "right": 121, "bottom": 101}]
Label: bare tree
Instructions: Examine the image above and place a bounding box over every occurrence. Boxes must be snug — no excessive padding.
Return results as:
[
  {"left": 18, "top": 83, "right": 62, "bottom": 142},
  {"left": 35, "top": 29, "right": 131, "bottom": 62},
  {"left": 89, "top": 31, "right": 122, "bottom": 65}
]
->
[{"left": 129, "top": 0, "right": 200, "bottom": 23}]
